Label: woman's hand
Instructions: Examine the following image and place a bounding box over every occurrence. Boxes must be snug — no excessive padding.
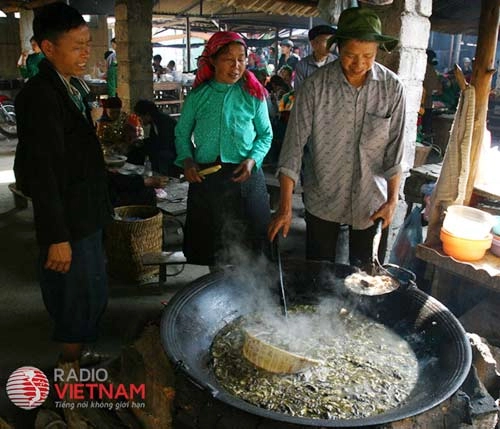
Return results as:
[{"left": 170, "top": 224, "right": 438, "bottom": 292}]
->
[
  {"left": 183, "top": 158, "right": 204, "bottom": 183},
  {"left": 232, "top": 159, "right": 255, "bottom": 183}
]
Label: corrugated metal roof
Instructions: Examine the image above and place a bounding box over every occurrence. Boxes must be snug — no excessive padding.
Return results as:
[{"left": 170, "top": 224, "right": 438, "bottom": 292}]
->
[
  {"left": 152, "top": 0, "right": 318, "bottom": 17},
  {"left": 224, "top": 0, "right": 318, "bottom": 17},
  {"left": 0, "top": 0, "right": 493, "bottom": 35}
]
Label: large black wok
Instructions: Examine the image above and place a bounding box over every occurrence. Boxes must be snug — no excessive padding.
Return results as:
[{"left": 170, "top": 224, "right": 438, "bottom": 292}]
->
[{"left": 161, "top": 260, "right": 471, "bottom": 427}]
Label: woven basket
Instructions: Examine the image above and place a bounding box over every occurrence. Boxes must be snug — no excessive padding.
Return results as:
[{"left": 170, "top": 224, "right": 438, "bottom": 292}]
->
[
  {"left": 242, "top": 331, "right": 322, "bottom": 374},
  {"left": 105, "top": 205, "right": 163, "bottom": 283}
]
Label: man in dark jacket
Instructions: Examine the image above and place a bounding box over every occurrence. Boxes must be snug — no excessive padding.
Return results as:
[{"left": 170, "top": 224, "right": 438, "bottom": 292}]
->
[
  {"left": 133, "top": 99, "right": 180, "bottom": 177},
  {"left": 277, "top": 39, "right": 300, "bottom": 71},
  {"left": 13, "top": 1, "right": 112, "bottom": 398}
]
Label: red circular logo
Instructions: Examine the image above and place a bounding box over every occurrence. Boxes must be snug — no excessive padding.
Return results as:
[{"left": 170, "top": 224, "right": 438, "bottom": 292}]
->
[{"left": 6, "top": 366, "right": 50, "bottom": 410}]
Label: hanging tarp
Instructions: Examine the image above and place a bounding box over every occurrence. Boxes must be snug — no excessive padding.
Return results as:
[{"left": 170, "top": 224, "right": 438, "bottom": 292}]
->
[
  {"left": 358, "top": 0, "right": 394, "bottom": 4},
  {"left": 318, "top": 0, "right": 358, "bottom": 24}
]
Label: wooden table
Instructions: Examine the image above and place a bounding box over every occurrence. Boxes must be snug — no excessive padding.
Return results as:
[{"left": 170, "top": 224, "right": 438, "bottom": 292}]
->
[
  {"left": 403, "top": 162, "right": 500, "bottom": 216},
  {"left": 156, "top": 179, "right": 188, "bottom": 217},
  {"left": 85, "top": 80, "right": 107, "bottom": 102},
  {"left": 416, "top": 242, "right": 500, "bottom": 314},
  {"left": 153, "top": 82, "right": 185, "bottom": 113},
  {"left": 403, "top": 162, "right": 442, "bottom": 207}
]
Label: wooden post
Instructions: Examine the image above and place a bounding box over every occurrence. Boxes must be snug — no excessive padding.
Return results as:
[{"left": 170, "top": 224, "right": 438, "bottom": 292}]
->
[{"left": 464, "top": 0, "right": 500, "bottom": 205}]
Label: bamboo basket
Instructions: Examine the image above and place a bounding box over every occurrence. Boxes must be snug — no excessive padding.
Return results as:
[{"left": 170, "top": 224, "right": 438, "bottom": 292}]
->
[
  {"left": 105, "top": 205, "right": 163, "bottom": 283},
  {"left": 242, "top": 331, "right": 322, "bottom": 374}
]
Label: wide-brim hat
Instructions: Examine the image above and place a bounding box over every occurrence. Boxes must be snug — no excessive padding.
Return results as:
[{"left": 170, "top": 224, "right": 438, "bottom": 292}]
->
[{"left": 328, "top": 7, "right": 399, "bottom": 52}]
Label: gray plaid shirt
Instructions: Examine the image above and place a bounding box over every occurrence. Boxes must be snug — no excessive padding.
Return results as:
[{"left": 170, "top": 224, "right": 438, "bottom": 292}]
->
[{"left": 278, "top": 60, "right": 406, "bottom": 230}]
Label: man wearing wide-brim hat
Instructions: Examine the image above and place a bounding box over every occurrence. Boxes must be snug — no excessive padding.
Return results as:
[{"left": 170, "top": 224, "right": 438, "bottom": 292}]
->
[
  {"left": 294, "top": 25, "right": 337, "bottom": 90},
  {"left": 269, "top": 7, "right": 406, "bottom": 268}
]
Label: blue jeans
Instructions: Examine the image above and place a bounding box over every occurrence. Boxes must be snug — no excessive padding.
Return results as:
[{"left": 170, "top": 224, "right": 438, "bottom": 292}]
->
[{"left": 39, "top": 230, "right": 107, "bottom": 343}]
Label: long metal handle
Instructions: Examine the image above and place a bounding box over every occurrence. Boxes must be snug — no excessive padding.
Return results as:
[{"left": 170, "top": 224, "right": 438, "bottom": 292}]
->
[
  {"left": 274, "top": 237, "right": 288, "bottom": 319},
  {"left": 372, "top": 218, "right": 383, "bottom": 264}
]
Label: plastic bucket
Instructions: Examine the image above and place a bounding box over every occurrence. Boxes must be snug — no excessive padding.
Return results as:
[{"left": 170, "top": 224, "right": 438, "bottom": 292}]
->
[{"left": 443, "top": 205, "right": 495, "bottom": 240}]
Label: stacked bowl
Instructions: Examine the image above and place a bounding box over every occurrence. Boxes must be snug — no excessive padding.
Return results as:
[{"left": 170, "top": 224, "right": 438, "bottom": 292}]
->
[{"left": 440, "top": 205, "right": 495, "bottom": 261}]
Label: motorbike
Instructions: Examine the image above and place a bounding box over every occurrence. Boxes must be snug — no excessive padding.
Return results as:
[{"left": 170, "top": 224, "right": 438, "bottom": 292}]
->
[{"left": 0, "top": 95, "right": 17, "bottom": 138}]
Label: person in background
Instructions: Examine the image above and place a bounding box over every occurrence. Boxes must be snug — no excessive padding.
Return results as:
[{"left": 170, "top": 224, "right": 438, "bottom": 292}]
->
[
  {"left": 278, "top": 65, "right": 294, "bottom": 88},
  {"left": 17, "top": 36, "right": 44, "bottom": 80},
  {"left": 269, "top": 7, "right": 406, "bottom": 269},
  {"left": 268, "top": 46, "right": 277, "bottom": 67},
  {"left": 166, "top": 60, "right": 176, "bottom": 73},
  {"left": 462, "top": 57, "right": 473, "bottom": 82},
  {"left": 13, "top": 3, "right": 113, "bottom": 426},
  {"left": 293, "top": 46, "right": 301, "bottom": 58},
  {"left": 277, "top": 39, "right": 300, "bottom": 71},
  {"left": 248, "top": 47, "right": 265, "bottom": 71},
  {"left": 440, "top": 70, "right": 460, "bottom": 112},
  {"left": 175, "top": 31, "right": 272, "bottom": 268},
  {"left": 106, "top": 171, "right": 167, "bottom": 207},
  {"left": 294, "top": 25, "right": 337, "bottom": 90},
  {"left": 95, "top": 97, "right": 168, "bottom": 206},
  {"left": 264, "top": 75, "right": 292, "bottom": 166},
  {"left": 133, "top": 99, "right": 180, "bottom": 177},
  {"left": 106, "top": 37, "right": 117, "bottom": 96},
  {"left": 96, "top": 96, "right": 141, "bottom": 156},
  {"left": 253, "top": 66, "right": 270, "bottom": 87},
  {"left": 152, "top": 54, "right": 166, "bottom": 79},
  {"left": 421, "top": 49, "right": 443, "bottom": 136}
]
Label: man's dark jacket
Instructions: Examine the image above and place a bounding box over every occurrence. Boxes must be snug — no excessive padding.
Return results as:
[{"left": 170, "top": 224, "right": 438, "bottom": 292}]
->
[
  {"left": 147, "top": 111, "right": 178, "bottom": 177},
  {"left": 14, "top": 59, "right": 112, "bottom": 245}
]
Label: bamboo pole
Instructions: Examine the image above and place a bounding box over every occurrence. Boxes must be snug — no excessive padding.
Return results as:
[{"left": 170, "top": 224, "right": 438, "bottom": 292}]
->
[{"left": 464, "top": 0, "right": 500, "bottom": 205}]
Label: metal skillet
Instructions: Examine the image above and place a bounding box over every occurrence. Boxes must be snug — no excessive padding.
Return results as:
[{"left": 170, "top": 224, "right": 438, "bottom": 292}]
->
[{"left": 344, "top": 218, "right": 416, "bottom": 296}]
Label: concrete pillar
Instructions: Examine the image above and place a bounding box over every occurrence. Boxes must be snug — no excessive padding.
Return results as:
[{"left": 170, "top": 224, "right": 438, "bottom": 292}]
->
[
  {"left": 0, "top": 14, "right": 21, "bottom": 79},
  {"left": 362, "top": 1, "right": 432, "bottom": 260},
  {"left": 114, "top": 0, "right": 154, "bottom": 112},
  {"left": 373, "top": 0, "right": 433, "bottom": 173},
  {"left": 18, "top": 10, "right": 34, "bottom": 50},
  {"left": 88, "top": 15, "right": 110, "bottom": 79}
]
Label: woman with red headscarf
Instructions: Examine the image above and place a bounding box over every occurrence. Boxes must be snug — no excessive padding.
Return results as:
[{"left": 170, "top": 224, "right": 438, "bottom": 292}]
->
[{"left": 175, "top": 31, "right": 273, "bottom": 268}]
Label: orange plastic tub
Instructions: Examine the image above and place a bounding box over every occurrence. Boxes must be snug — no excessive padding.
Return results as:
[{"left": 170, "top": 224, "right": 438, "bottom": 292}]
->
[{"left": 440, "top": 228, "right": 492, "bottom": 262}]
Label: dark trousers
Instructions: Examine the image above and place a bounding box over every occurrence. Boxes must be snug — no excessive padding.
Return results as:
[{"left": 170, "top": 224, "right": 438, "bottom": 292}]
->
[
  {"left": 305, "top": 211, "right": 388, "bottom": 268},
  {"left": 39, "top": 230, "right": 108, "bottom": 343},
  {"left": 183, "top": 164, "right": 271, "bottom": 266}
]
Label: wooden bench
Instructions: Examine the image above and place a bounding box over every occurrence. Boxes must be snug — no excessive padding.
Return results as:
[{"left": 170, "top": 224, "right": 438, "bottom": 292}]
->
[
  {"left": 141, "top": 250, "right": 187, "bottom": 288},
  {"left": 8, "top": 183, "right": 30, "bottom": 209}
]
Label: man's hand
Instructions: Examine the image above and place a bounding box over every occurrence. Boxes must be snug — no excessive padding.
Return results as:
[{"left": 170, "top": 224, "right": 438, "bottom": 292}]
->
[
  {"left": 370, "top": 200, "right": 398, "bottom": 229},
  {"left": 268, "top": 208, "right": 293, "bottom": 241},
  {"left": 232, "top": 159, "right": 255, "bottom": 183},
  {"left": 45, "top": 242, "right": 72, "bottom": 273},
  {"left": 371, "top": 173, "right": 401, "bottom": 229},
  {"left": 268, "top": 174, "right": 295, "bottom": 241}
]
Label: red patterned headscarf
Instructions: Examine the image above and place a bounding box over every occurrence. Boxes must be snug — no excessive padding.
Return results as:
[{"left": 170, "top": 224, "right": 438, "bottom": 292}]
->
[{"left": 193, "top": 31, "right": 267, "bottom": 100}]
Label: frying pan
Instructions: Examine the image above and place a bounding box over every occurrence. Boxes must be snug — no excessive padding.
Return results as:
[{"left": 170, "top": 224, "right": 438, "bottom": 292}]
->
[{"left": 344, "top": 219, "right": 416, "bottom": 296}]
